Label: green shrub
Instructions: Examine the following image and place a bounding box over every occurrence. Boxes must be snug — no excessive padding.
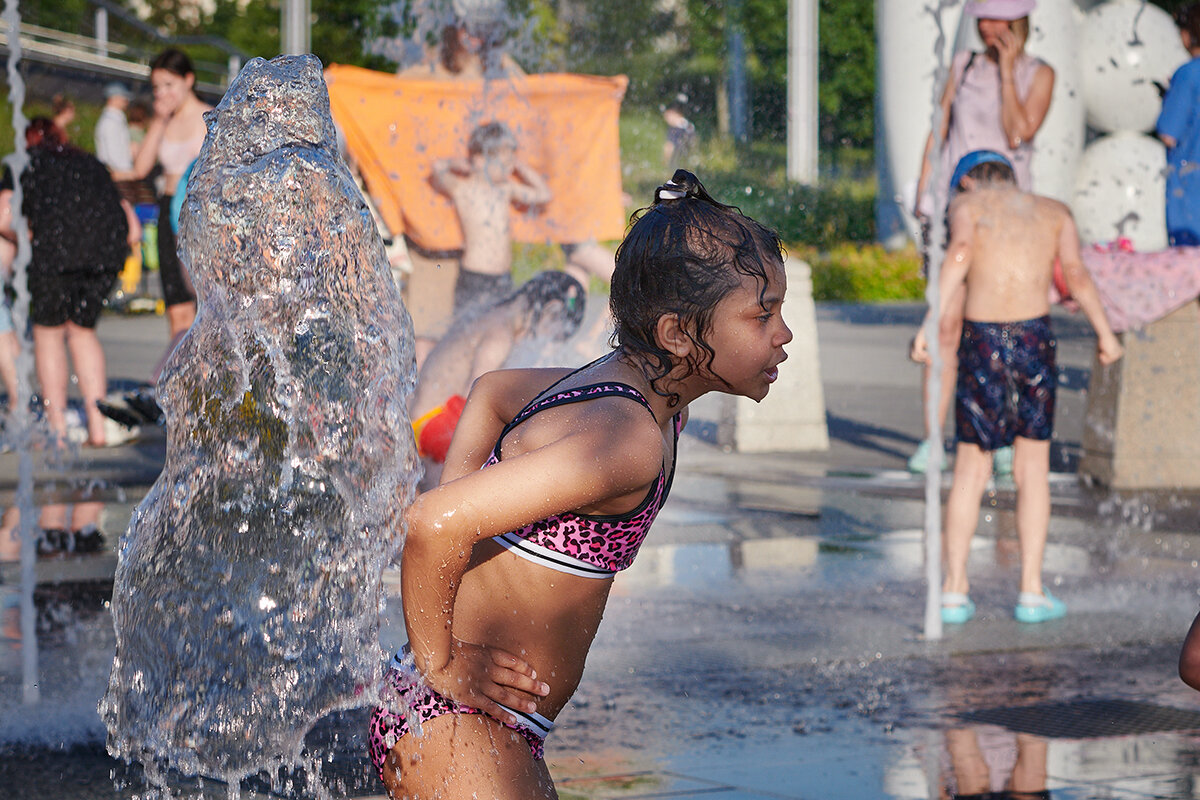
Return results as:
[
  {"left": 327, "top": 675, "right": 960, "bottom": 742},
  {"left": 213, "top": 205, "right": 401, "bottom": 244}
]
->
[{"left": 801, "top": 242, "right": 924, "bottom": 302}]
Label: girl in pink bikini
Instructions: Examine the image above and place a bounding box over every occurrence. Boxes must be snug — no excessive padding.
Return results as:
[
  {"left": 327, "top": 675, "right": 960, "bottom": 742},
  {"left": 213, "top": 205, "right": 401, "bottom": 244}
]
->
[{"left": 369, "top": 170, "right": 793, "bottom": 799}]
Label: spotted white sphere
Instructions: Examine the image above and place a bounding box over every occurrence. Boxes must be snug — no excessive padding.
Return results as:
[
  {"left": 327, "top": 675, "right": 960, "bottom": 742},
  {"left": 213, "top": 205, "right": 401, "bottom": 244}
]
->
[
  {"left": 1071, "top": 131, "right": 1167, "bottom": 251},
  {"left": 1078, "top": 0, "right": 1188, "bottom": 133}
]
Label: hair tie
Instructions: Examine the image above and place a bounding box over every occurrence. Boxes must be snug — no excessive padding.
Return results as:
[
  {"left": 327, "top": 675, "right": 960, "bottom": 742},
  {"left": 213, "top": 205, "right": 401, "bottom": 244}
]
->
[{"left": 656, "top": 181, "right": 688, "bottom": 202}]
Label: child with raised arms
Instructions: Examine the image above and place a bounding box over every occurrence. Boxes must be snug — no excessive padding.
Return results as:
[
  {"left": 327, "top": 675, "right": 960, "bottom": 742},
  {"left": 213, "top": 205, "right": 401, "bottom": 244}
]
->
[
  {"left": 431, "top": 121, "right": 553, "bottom": 317},
  {"left": 369, "top": 169, "right": 793, "bottom": 798}
]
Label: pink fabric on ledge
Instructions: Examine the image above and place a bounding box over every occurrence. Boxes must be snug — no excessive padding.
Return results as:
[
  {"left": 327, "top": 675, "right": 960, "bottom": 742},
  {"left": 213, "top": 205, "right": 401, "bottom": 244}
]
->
[{"left": 1080, "top": 245, "right": 1200, "bottom": 333}]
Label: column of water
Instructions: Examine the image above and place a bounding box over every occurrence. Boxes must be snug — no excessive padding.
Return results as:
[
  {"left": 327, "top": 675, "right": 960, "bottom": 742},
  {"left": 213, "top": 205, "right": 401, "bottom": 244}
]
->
[{"left": 2, "top": 0, "right": 39, "bottom": 702}]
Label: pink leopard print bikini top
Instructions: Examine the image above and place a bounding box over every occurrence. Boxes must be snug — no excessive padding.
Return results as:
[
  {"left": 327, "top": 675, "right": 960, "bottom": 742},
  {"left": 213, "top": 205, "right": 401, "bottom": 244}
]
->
[{"left": 484, "top": 380, "right": 681, "bottom": 579}]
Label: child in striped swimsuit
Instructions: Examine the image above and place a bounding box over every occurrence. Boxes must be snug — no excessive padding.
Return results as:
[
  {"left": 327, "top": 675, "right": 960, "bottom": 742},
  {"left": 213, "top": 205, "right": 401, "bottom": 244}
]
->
[{"left": 371, "top": 169, "right": 794, "bottom": 799}]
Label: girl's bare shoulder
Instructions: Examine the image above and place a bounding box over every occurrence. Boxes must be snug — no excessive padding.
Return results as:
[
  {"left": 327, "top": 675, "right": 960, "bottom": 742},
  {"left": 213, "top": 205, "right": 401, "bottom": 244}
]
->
[{"left": 470, "top": 366, "right": 575, "bottom": 419}]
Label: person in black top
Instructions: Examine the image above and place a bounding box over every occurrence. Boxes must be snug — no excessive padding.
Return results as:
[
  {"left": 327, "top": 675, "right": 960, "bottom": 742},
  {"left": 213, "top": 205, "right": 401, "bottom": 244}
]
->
[{"left": 10, "top": 118, "right": 133, "bottom": 445}]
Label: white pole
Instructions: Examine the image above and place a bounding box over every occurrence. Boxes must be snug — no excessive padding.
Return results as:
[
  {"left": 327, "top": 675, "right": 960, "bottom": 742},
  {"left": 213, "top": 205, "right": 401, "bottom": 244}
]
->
[
  {"left": 95, "top": 7, "right": 108, "bottom": 59},
  {"left": 281, "top": 0, "right": 310, "bottom": 56},
  {"left": 787, "top": 0, "right": 818, "bottom": 184}
]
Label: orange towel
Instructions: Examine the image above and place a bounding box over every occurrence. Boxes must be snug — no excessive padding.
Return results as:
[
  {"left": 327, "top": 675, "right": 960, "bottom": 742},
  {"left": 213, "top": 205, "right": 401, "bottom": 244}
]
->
[{"left": 325, "top": 65, "right": 628, "bottom": 252}]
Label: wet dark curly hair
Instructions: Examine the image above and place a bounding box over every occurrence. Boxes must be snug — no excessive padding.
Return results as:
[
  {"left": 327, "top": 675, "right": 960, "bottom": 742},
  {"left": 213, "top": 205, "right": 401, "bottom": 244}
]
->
[{"left": 609, "top": 169, "right": 784, "bottom": 406}]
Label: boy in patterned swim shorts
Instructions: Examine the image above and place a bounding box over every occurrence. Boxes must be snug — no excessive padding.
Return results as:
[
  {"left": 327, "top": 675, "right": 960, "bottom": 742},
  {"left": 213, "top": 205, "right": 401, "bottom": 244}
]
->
[{"left": 911, "top": 150, "right": 1123, "bottom": 624}]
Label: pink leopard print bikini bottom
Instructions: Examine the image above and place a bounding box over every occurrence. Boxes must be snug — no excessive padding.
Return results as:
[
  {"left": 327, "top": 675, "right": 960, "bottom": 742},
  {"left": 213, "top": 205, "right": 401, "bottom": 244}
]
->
[{"left": 367, "top": 650, "right": 555, "bottom": 784}]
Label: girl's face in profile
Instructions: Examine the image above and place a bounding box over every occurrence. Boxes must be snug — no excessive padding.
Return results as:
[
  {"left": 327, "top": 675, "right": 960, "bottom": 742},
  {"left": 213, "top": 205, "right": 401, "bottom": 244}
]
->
[
  {"left": 702, "top": 259, "right": 792, "bottom": 403},
  {"left": 151, "top": 68, "right": 194, "bottom": 116}
]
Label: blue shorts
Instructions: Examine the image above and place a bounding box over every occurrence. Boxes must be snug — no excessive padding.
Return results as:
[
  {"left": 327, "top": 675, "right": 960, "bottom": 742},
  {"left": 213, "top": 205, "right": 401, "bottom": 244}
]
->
[
  {"left": 0, "top": 298, "right": 12, "bottom": 335},
  {"left": 955, "top": 316, "right": 1056, "bottom": 451}
]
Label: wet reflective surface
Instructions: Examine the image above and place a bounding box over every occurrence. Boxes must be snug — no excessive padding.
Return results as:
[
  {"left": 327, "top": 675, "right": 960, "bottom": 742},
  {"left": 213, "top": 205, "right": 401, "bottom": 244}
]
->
[{"left": 2, "top": 469, "right": 1198, "bottom": 798}]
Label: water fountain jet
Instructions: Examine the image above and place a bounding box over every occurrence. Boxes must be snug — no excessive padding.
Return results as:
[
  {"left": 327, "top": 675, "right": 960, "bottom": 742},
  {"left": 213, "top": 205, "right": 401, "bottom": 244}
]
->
[{"left": 100, "top": 53, "right": 419, "bottom": 786}]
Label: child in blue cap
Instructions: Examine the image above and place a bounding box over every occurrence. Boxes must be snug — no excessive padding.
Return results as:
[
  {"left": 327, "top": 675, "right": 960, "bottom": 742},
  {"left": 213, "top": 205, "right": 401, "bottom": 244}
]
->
[{"left": 912, "top": 150, "right": 1123, "bottom": 624}]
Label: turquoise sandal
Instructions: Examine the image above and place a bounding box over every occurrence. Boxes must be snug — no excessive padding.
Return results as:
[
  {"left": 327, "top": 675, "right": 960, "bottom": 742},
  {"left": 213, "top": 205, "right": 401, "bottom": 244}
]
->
[{"left": 941, "top": 592, "right": 976, "bottom": 624}]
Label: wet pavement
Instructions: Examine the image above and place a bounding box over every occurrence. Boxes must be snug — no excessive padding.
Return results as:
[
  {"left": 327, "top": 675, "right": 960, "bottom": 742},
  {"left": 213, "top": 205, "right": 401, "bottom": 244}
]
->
[{"left": 2, "top": 303, "right": 1199, "bottom": 799}]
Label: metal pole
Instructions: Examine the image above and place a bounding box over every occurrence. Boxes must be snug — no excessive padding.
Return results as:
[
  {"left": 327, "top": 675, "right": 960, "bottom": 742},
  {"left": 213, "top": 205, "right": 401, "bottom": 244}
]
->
[
  {"left": 787, "top": 0, "right": 819, "bottom": 184},
  {"left": 95, "top": 7, "right": 108, "bottom": 59},
  {"left": 726, "top": 0, "right": 749, "bottom": 144},
  {"left": 281, "top": 0, "right": 310, "bottom": 56}
]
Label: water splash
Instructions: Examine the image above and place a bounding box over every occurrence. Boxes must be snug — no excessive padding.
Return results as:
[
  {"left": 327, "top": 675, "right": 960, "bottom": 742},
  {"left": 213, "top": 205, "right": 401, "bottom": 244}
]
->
[
  {"left": 100, "top": 54, "right": 420, "bottom": 785},
  {"left": 3, "top": 0, "right": 41, "bottom": 707},
  {"left": 917, "top": 0, "right": 967, "bottom": 643}
]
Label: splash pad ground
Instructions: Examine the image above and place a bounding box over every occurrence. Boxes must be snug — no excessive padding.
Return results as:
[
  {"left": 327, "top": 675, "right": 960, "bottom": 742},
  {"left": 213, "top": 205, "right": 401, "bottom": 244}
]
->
[{"left": 1, "top": 304, "right": 1199, "bottom": 799}]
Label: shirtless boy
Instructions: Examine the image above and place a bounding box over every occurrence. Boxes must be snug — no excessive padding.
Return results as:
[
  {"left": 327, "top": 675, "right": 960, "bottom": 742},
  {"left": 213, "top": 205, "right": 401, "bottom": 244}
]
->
[
  {"left": 911, "top": 150, "right": 1123, "bottom": 624},
  {"left": 431, "top": 121, "right": 552, "bottom": 316}
]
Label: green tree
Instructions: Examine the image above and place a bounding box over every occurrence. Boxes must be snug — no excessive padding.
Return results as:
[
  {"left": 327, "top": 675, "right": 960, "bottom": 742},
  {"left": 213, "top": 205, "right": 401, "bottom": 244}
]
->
[
  {"left": 818, "top": 0, "right": 874, "bottom": 151},
  {"left": 147, "top": 0, "right": 399, "bottom": 70}
]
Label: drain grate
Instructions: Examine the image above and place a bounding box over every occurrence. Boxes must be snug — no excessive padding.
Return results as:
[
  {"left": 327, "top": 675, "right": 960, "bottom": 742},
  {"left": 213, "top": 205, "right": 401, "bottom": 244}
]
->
[{"left": 958, "top": 699, "right": 1200, "bottom": 739}]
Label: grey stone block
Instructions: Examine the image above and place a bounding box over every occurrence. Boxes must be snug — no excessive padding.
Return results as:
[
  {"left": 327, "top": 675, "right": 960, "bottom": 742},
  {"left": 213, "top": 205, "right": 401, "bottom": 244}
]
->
[
  {"left": 733, "top": 257, "right": 829, "bottom": 453},
  {"left": 1080, "top": 301, "right": 1200, "bottom": 489}
]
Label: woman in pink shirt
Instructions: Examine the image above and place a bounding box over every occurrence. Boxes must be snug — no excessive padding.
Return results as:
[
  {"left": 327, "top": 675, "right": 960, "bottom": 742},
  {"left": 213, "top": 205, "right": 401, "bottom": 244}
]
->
[{"left": 908, "top": 0, "right": 1055, "bottom": 474}]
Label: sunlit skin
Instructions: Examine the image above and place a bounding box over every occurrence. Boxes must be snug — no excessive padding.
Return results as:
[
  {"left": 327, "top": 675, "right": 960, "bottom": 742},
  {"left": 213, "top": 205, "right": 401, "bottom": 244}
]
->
[
  {"left": 911, "top": 14, "right": 1055, "bottom": 444},
  {"left": 1180, "top": 610, "right": 1200, "bottom": 690},
  {"left": 114, "top": 68, "right": 210, "bottom": 198},
  {"left": 910, "top": 176, "right": 1122, "bottom": 606},
  {"left": 110, "top": 65, "right": 211, "bottom": 338},
  {"left": 410, "top": 297, "right": 570, "bottom": 422},
  {"left": 430, "top": 145, "right": 551, "bottom": 278},
  {"left": 386, "top": 261, "right": 791, "bottom": 799}
]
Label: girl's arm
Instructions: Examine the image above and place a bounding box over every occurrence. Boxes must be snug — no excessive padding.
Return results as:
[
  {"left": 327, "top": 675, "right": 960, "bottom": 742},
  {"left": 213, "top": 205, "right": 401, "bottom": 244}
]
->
[
  {"left": 510, "top": 160, "right": 551, "bottom": 207},
  {"left": 1181, "top": 609, "right": 1200, "bottom": 690},
  {"left": 401, "top": 396, "right": 664, "bottom": 722},
  {"left": 112, "top": 115, "right": 166, "bottom": 182},
  {"left": 997, "top": 39, "right": 1054, "bottom": 149},
  {"left": 430, "top": 158, "right": 466, "bottom": 196},
  {"left": 438, "top": 367, "right": 570, "bottom": 483},
  {"left": 937, "top": 199, "right": 974, "bottom": 309},
  {"left": 1055, "top": 210, "right": 1122, "bottom": 365}
]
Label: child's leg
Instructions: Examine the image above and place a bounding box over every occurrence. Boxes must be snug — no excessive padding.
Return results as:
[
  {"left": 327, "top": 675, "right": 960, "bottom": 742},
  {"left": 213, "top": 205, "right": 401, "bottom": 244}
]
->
[
  {"left": 32, "top": 323, "right": 69, "bottom": 440},
  {"left": 943, "top": 442, "right": 993, "bottom": 596},
  {"left": 1011, "top": 436, "right": 1051, "bottom": 596},
  {"left": 562, "top": 240, "right": 614, "bottom": 284},
  {"left": 383, "top": 714, "right": 557, "bottom": 800},
  {"left": 65, "top": 322, "right": 108, "bottom": 446},
  {"left": 1007, "top": 732, "right": 1049, "bottom": 797},
  {"left": 0, "top": 330, "right": 19, "bottom": 412},
  {"left": 944, "top": 728, "right": 990, "bottom": 796}
]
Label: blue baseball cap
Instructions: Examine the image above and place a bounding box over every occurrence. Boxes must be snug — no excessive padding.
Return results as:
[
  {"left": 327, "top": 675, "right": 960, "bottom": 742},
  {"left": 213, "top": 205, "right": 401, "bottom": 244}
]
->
[{"left": 950, "top": 150, "right": 1014, "bottom": 193}]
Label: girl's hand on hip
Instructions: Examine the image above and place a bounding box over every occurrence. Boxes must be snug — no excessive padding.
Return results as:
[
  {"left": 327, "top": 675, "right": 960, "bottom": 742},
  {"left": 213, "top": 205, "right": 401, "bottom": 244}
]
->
[{"left": 428, "top": 638, "right": 551, "bottom": 726}]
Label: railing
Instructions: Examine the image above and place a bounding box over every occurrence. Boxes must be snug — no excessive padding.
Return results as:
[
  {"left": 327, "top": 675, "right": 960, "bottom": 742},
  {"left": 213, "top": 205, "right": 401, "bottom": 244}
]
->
[{"left": 0, "top": 0, "right": 247, "bottom": 95}]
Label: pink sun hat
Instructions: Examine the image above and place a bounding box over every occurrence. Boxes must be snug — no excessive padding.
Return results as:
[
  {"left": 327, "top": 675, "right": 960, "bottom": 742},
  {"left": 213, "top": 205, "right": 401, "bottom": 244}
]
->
[{"left": 965, "top": 0, "right": 1036, "bottom": 20}]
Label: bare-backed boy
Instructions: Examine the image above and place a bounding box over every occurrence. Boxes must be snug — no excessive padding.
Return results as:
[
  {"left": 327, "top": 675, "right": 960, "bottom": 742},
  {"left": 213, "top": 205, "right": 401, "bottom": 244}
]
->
[
  {"left": 912, "top": 150, "right": 1123, "bottom": 625},
  {"left": 431, "top": 121, "right": 552, "bottom": 316}
]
